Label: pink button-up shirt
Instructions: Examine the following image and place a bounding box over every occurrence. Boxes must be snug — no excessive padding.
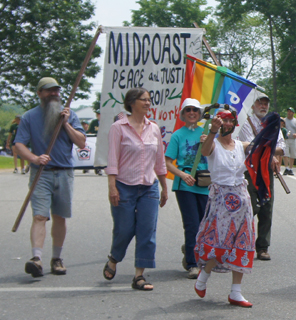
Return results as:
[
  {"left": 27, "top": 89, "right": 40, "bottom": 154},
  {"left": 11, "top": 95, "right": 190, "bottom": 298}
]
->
[{"left": 105, "top": 114, "right": 167, "bottom": 186}]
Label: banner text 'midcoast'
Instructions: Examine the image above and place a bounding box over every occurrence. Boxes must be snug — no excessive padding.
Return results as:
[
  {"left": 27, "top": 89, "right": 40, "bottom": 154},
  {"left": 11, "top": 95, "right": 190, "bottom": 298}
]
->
[{"left": 108, "top": 31, "right": 195, "bottom": 66}]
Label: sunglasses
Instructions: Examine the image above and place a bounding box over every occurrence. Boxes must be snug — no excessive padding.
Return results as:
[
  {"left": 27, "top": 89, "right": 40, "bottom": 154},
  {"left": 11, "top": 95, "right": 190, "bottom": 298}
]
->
[{"left": 185, "top": 107, "right": 199, "bottom": 113}]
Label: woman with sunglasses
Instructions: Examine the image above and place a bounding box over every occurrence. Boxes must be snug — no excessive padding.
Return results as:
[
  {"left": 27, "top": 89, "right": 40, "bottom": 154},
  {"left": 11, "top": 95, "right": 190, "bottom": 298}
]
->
[
  {"left": 103, "top": 87, "right": 168, "bottom": 291},
  {"left": 194, "top": 108, "right": 254, "bottom": 307},
  {"left": 165, "top": 98, "right": 209, "bottom": 279}
]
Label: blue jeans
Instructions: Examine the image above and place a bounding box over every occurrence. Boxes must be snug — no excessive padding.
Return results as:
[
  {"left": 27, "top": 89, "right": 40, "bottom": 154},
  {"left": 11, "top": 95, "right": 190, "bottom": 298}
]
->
[
  {"left": 110, "top": 180, "right": 159, "bottom": 268},
  {"left": 175, "top": 191, "right": 208, "bottom": 269}
]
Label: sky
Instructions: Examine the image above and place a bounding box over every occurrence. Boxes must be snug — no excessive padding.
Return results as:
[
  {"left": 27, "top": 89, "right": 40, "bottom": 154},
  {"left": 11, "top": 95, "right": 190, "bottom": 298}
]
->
[{"left": 71, "top": 0, "right": 218, "bottom": 109}]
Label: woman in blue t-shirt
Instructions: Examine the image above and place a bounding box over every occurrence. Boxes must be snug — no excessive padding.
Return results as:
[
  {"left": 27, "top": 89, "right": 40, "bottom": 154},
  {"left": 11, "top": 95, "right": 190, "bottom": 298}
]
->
[{"left": 165, "top": 98, "right": 209, "bottom": 279}]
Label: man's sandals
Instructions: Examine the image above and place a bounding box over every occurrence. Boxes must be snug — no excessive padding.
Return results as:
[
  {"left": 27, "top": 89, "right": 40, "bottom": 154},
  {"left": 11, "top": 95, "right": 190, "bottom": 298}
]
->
[
  {"left": 103, "top": 255, "right": 117, "bottom": 280},
  {"left": 132, "top": 275, "right": 153, "bottom": 291}
]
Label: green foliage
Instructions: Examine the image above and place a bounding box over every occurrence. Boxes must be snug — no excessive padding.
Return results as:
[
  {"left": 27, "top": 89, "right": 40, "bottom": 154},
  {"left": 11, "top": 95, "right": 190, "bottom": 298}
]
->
[
  {"left": 129, "top": 0, "right": 271, "bottom": 83},
  {"left": 215, "top": 0, "right": 296, "bottom": 114},
  {"left": 0, "top": 0, "right": 102, "bottom": 110},
  {"left": 92, "top": 92, "right": 101, "bottom": 112},
  {"left": 205, "top": 13, "right": 271, "bottom": 81},
  {"left": 273, "top": 1, "right": 296, "bottom": 113},
  {"left": 0, "top": 156, "right": 14, "bottom": 170},
  {"left": 130, "top": 0, "right": 211, "bottom": 27}
]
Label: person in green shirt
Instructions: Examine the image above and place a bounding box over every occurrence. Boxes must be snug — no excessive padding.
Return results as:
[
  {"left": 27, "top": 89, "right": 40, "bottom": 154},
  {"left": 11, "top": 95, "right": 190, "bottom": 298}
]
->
[
  {"left": 81, "top": 120, "right": 89, "bottom": 132},
  {"left": 87, "top": 109, "right": 100, "bottom": 135},
  {"left": 6, "top": 115, "right": 27, "bottom": 174}
]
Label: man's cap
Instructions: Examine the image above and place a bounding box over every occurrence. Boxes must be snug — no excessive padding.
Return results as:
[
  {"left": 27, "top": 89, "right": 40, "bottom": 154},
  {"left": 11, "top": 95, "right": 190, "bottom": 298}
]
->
[
  {"left": 255, "top": 91, "right": 270, "bottom": 102},
  {"left": 95, "top": 109, "right": 100, "bottom": 114},
  {"left": 37, "top": 77, "right": 61, "bottom": 91},
  {"left": 287, "top": 107, "right": 295, "bottom": 113},
  {"left": 81, "top": 120, "right": 89, "bottom": 124},
  {"left": 180, "top": 98, "right": 204, "bottom": 122},
  {"left": 280, "top": 117, "right": 285, "bottom": 122},
  {"left": 15, "top": 115, "right": 22, "bottom": 119}
]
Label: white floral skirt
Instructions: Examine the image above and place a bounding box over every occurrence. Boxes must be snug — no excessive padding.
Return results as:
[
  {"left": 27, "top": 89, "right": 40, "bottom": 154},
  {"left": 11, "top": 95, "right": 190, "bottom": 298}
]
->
[{"left": 194, "top": 181, "right": 255, "bottom": 274}]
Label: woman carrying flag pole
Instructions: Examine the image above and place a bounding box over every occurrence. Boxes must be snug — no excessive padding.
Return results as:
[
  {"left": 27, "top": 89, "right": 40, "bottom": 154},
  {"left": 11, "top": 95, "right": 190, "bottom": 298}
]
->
[{"left": 194, "top": 107, "right": 255, "bottom": 308}]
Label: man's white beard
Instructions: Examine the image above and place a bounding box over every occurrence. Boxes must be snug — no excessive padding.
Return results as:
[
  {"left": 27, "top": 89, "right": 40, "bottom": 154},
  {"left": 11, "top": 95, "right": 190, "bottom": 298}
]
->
[{"left": 42, "top": 97, "right": 63, "bottom": 140}]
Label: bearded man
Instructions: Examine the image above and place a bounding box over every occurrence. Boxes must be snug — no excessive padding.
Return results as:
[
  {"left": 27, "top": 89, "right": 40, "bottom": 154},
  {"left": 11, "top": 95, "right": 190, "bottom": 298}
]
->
[
  {"left": 15, "top": 77, "right": 86, "bottom": 278},
  {"left": 238, "top": 92, "right": 285, "bottom": 261}
]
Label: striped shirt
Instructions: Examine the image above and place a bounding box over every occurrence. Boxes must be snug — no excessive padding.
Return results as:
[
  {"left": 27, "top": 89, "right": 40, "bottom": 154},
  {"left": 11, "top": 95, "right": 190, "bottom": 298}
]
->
[
  {"left": 237, "top": 114, "right": 285, "bottom": 152},
  {"left": 105, "top": 114, "right": 167, "bottom": 186}
]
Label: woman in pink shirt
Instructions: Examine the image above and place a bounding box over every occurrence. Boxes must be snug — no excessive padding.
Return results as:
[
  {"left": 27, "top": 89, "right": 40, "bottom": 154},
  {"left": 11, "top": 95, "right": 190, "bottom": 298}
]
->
[{"left": 103, "top": 87, "right": 168, "bottom": 291}]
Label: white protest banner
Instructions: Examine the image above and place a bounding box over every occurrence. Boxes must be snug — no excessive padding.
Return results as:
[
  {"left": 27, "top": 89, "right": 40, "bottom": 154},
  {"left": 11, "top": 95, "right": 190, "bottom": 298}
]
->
[{"left": 94, "top": 26, "right": 205, "bottom": 166}]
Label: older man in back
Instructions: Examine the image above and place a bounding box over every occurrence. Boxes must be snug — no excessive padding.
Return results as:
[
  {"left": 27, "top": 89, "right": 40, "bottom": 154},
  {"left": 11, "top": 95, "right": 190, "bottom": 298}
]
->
[
  {"left": 15, "top": 77, "right": 86, "bottom": 277},
  {"left": 238, "top": 92, "right": 285, "bottom": 260}
]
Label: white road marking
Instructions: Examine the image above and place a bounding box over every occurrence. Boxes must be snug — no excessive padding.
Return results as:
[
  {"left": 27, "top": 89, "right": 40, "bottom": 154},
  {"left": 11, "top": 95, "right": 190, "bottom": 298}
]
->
[
  {"left": 0, "top": 286, "right": 131, "bottom": 292},
  {"left": 285, "top": 175, "right": 296, "bottom": 180}
]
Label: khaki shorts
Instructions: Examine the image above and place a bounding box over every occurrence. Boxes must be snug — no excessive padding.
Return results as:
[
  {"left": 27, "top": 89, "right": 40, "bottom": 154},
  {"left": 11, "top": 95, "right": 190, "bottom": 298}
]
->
[{"left": 29, "top": 167, "right": 74, "bottom": 219}]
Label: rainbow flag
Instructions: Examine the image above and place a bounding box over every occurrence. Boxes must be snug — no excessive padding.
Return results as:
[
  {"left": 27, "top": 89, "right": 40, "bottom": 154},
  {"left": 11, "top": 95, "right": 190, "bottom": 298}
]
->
[
  {"left": 174, "top": 55, "right": 260, "bottom": 137},
  {"left": 166, "top": 55, "right": 263, "bottom": 180}
]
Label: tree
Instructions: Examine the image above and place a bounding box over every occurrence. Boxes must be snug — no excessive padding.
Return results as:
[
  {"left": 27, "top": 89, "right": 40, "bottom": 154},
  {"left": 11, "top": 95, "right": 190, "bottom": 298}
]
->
[
  {"left": 215, "top": 0, "right": 289, "bottom": 112},
  {"left": 92, "top": 92, "right": 101, "bottom": 112},
  {"left": 0, "top": 0, "right": 102, "bottom": 110},
  {"left": 272, "top": 1, "right": 296, "bottom": 113},
  {"left": 129, "top": 0, "right": 212, "bottom": 28},
  {"left": 204, "top": 13, "right": 272, "bottom": 82},
  {"left": 127, "top": 0, "right": 271, "bottom": 82}
]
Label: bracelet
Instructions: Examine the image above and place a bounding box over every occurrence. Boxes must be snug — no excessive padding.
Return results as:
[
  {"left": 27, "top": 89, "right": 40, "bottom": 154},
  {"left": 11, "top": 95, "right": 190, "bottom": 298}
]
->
[{"left": 209, "top": 130, "right": 218, "bottom": 134}]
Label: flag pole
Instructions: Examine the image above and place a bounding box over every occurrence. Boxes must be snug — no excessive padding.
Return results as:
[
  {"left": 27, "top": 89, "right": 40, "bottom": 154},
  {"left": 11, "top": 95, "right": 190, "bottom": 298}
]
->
[{"left": 193, "top": 22, "right": 221, "bottom": 66}]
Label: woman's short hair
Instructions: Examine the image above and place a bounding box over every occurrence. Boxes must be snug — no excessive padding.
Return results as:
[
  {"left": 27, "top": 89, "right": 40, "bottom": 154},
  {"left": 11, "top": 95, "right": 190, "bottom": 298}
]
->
[{"left": 124, "top": 87, "right": 149, "bottom": 113}]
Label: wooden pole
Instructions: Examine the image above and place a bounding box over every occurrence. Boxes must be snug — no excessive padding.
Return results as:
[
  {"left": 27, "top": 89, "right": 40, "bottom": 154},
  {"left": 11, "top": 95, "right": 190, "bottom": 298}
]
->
[
  {"left": 193, "top": 22, "right": 221, "bottom": 66},
  {"left": 12, "top": 26, "right": 103, "bottom": 232}
]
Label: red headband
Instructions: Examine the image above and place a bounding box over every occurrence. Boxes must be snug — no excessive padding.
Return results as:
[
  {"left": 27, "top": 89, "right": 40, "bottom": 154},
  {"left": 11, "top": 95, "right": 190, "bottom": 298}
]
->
[
  {"left": 217, "top": 110, "right": 235, "bottom": 119},
  {"left": 216, "top": 109, "right": 239, "bottom": 126}
]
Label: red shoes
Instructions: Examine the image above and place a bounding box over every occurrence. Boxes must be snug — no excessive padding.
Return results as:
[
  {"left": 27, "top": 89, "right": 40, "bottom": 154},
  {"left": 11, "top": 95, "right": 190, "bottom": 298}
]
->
[
  {"left": 194, "top": 270, "right": 206, "bottom": 298},
  {"left": 228, "top": 295, "right": 253, "bottom": 308},
  {"left": 194, "top": 285, "right": 206, "bottom": 298}
]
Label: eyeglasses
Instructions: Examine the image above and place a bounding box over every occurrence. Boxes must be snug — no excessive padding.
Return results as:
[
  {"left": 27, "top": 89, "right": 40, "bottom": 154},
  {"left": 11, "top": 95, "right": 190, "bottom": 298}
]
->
[
  {"left": 185, "top": 107, "right": 199, "bottom": 113},
  {"left": 137, "top": 98, "right": 151, "bottom": 103}
]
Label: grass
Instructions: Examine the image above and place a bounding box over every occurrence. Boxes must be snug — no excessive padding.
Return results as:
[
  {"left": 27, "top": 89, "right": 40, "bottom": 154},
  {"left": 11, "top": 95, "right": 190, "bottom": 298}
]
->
[{"left": 0, "top": 155, "right": 14, "bottom": 169}]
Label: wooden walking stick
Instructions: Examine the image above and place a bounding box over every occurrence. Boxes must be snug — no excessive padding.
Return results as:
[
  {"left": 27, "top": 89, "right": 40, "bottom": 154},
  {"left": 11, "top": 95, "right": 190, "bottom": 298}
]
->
[{"left": 12, "top": 26, "right": 103, "bottom": 232}]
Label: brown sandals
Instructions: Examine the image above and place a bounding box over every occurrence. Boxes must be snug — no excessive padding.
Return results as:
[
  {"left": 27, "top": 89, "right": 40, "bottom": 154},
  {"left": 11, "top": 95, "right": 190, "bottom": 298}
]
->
[
  {"left": 132, "top": 275, "right": 153, "bottom": 291},
  {"left": 103, "top": 255, "right": 117, "bottom": 280}
]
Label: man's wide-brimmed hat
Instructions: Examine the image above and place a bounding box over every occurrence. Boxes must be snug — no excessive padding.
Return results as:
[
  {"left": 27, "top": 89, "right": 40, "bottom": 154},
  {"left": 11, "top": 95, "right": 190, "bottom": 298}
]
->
[{"left": 37, "top": 77, "right": 61, "bottom": 91}]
